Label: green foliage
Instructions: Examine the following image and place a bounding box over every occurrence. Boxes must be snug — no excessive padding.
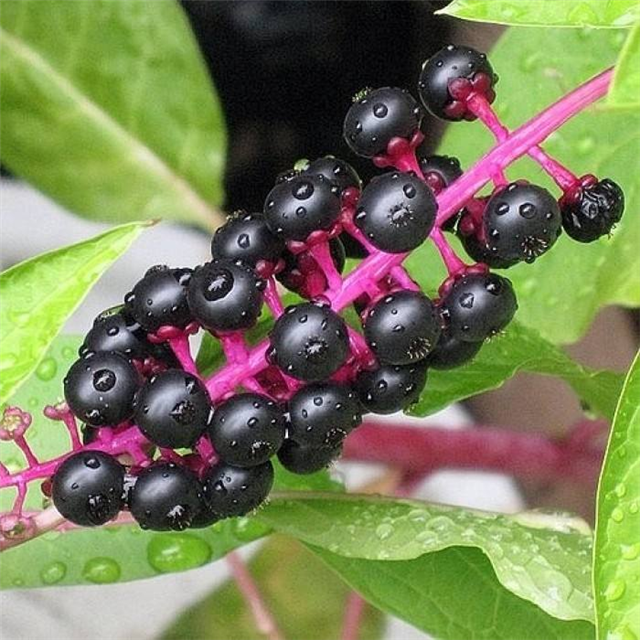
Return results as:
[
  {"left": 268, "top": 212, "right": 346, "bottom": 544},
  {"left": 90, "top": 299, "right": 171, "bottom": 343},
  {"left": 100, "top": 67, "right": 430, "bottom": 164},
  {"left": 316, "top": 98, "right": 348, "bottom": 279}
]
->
[
  {"left": 0, "top": 0, "right": 225, "bottom": 231},
  {"left": 609, "top": 23, "right": 640, "bottom": 108},
  {"left": 161, "top": 536, "right": 385, "bottom": 640},
  {"left": 0, "top": 222, "right": 149, "bottom": 404},
  {"left": 594, "top": 350, "right": 640, "bottom": 640},
  {"left": 435, "top": 27, "right": 640, "bottom": 344},
  {"left": 438, "top": 0, "right": 640, "bottom": 28}
]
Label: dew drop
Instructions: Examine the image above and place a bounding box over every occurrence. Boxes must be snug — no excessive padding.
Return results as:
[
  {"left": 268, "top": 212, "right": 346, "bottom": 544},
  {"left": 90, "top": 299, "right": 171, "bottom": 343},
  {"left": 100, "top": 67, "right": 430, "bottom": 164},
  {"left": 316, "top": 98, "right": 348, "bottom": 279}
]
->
[
  {"left": 604, "top": 579, "right": 626, "bottom": 602},
  {"left": 40, "top": 561, "right": 67, "bottom": 585},
  {"left": 375, "top": 523, "right": 394, "bottom": 541},
  {"left": 147, "top": 533, "right": 212, "bottom": 573},
  {"left": 611, "top": 507, "right": 625, "bottom": 523},
  {"left": 621, "top": 543, "right": 640, "bottom": 561},
  {"left": 36, "top": 357, "right": 58, "bottom": 381},
  {"left": 82, "top": 557, "right": 121, "bottom": 584}
]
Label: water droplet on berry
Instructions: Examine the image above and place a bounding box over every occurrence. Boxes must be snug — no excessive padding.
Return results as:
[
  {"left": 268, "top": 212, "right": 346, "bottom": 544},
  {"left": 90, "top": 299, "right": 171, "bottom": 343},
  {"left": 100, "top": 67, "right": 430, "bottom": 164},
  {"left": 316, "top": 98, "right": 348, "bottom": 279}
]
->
[
  {"left": 403, "top": 184, "right": 416, "bottom": 198},
  {"left": 373, "top": 103, "right": 388, "bottom": 118},
  {"left": 93, "top": 369, "right": 116, "bottom": 392},
  {"left": 82, "top": 557, "right": 121, "bottom": 584},
  {"left": 40, "top": 561, "right": 67, "bottom": 585},
  {"left": 293, "top": 181, "right": 314, "bottom": 200},
  {"left": 36, "top": 357, "right": 58, "bottom": 381},
  {"left": 204, "top": 268, "right": 234, "bottom": 302}
]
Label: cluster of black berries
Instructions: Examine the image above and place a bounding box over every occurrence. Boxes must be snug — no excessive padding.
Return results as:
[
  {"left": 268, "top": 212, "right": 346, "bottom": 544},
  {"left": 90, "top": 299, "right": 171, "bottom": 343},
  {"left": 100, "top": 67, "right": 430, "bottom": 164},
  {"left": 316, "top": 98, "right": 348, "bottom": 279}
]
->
[{"left": 51, "top": 44, "right": 624, "bottom": 532}]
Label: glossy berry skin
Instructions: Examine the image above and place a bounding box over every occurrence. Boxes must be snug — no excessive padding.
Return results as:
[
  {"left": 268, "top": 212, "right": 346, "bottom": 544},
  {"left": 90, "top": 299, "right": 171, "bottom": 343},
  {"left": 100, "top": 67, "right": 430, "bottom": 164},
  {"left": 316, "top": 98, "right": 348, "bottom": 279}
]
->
[
  {"left": 418, "top": 44, "right": 496, "bottom": 121},
  {"left": 208, "top": 393, "right": 286, "bottom": 467},
  {"left": 80, "top": 307, "right": 150, "bottom": 360},
  {"left": 427, "top": 329, "right": 483, "bottom": 370},
  {"left": 277, "top": 440, "right": 342, "bottom": 475},
  {"left": 355, "top": 172, "right": 437, "bottom": 253},
  {"left": 129, "top": 462, "right": 203, "bottom": 531},
  {"left": 269, "top": 302, "right": 349, "bottom": 381},
  {"left": 210, "top": 212, "right": 284, "bottom": 267},
  {"left": 264, "top": 174, "right": 341, "bottom": 241},
  {"left": 561, "top": 178, "right": 624, "bottom": 242},
  {"left": 354, "top": 362, "right": 427, "bottom": 415},
  {"left": 440, "top": 273, "right": 517, "bottom": 342},
  {"left": 64, "top": 351, "right": 140, "bottom": 426},
  {"left": 364, "top": 291, "right": 441, "bottom": 365},
  {"left": 303, "top": 156, "right": 361, "bottom": 193},
  {"left": 343, "top": 87, "right": 422, "bottom": 158},
  {"left": 125, "top": 265, "right": 192, "bottom": 332},
  {"left": 52, "top": 451, "right": 125, "bottom": 526},
  {"left": 288, "top": 382, "right": 361, "bottom": 448},
  {"left": 187, "top": 259, "right": 264, "bottom": 333},
  {"left": 458, "top": 224, "right": 518, "bottom": 269},
  {"left": 418, "top": 153, "right": 463, "bottom": 189},
  {"left": 484, "top": 183, "right": 562, "bottom": 263},
  {"left": 202, "top": 460, "right": 274, "bottom": 518},
  {"left": 134, "top": 370, "right": 212, "bottom": 449}
]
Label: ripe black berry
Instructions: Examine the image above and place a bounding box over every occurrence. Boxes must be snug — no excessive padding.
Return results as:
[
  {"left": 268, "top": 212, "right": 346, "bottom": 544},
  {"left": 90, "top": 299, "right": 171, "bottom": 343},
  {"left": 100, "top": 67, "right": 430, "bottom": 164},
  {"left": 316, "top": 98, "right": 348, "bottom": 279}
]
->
[
  {"left": 355, "top": 172, "right": 437, "bottom": 253},
  {"left": 440, "top": 273, "right": 517, "bottom": 342},
  {"left": 268, "top": 302, "right": 349, "bottom": 381},
  {"left": 426, "top": 329, "right": 483, "bottom": 370},
  {"left": 303, "top": 156, "right": 361, "bottom": 193},
  {"left": 134, "top": 370, "right": 212, "bottom": 449},
  {"left": 483, "top": 183, "right": 562, "bottom": 263},
  {"left": 354, "top": 362, "right": 427, "bottom": 415},
  {"left": 264, "top": 174, "right": 341, "bottom": 241},
  {"left": 418, "top": 153, "right": 463, "bottom": 190},
  {"left": 202, "top": 460, "right": 274, "bottom": 518},
  {"left": 418, "top": 44, "right": 497, "bottom": 121},
  {"left": 129, "top": 462, "right": 203, "bottom": 531},
  {"left": 344, "top": 87, "right": 422, "bottom": 158},
  {"left": 277, "top": 440, "right": 342, "bottom": 475},
  {"left": 187, "top": 259, "right": 264, "bottom": 333},
  {"left": 364, "top": 291, "right": 441, "bottom": 365},
  {"left": 80, "top": 307, "right": 150, "bottom": 360},
  {"left": 125, "top": 265, "right": 192, "bottom": 332},
  {"left": 458, "top": 221, "right": 519, "bottom": 269},
  {"left": 288, "top": 382, "right": 361, "bottom": 448},
  {"left": 64, "top": 351, "right": 141, "bottom": 426},
  {"left": 210, "top": 211, "right": 284, "bottom": 267},
  {"left": 208, "top": 393, "right": 285, "bottom": 467},
  {"left": 561, "top": 178, "right": 624, "bottom": 242},
  {"left": 52, "top": 451, "right": 125, "bottom": 526}
]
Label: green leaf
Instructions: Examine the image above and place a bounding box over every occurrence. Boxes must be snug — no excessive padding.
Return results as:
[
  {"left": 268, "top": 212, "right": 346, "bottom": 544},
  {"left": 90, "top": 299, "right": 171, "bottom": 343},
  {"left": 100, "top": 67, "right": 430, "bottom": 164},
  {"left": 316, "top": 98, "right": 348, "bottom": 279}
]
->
[
  {"left": 438, "top": 0, "right": 640, "bottom": 28},
  {"left": 0, "top": 222, "right": 149, "bottom": 404},
  {"left": 0, "top": 0, "right": 225, "bottom": 231},
  {"left": 260, "top": 493, "right": 595, "bottom": 624},
  {"left": 594, "top": 350, "right": 640, "bottom": 640},
  {"left": 435, "top": 27, "right": 640, "bottom": 344},
  {"left": 161, "top": 536, "right": 384, "bottom": 640},
  {"left": 608, "top": 22, "right": 640, "bottom": 108}
]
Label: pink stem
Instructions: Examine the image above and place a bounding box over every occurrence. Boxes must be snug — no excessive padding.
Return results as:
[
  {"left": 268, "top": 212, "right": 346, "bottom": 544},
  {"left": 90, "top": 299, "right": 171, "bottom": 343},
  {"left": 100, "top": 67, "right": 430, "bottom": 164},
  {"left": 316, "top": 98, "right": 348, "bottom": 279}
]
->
[
  {"left": 168, "top": 334, "right": 198, "bottom": 376},
  {"left": 309, "top": 242, "right": 343, "bottom": 294},
  {"left": 219, "top": 333, "right": 269, "bottom": 396},
  {"left": 264, "top": 278, "right": 285, "bottom": 317},
  {"left": 341, "top": 592, "right": 366, "bottom": 640},
  {"left": 430, "top": 228, "right": 467, "bottom": 275},
  {"left": 13, "top": 435, "right": 39, "bottom": 468},
  {"left": 390, "top": 266, "right": 420, "bottom": 291},
  {"left": 348, "top": 328, "right": 377, "bottom": 369}
]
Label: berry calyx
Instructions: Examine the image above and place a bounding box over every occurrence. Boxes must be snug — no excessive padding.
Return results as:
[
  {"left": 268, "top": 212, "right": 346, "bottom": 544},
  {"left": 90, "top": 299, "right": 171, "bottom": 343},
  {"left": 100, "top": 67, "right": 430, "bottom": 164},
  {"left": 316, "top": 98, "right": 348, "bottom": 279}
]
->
[
  {"left": 302, "top": 156, "right": 362, "bottom": 194},
  {"left": 277, "top": 440, "right": 342, "bottom": 474}
]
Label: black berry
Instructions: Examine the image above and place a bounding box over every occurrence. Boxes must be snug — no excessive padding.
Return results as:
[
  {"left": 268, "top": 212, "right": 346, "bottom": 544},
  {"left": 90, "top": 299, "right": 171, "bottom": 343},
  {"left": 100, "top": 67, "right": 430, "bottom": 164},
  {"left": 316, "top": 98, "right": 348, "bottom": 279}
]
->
[
  {"left": 303, "top": 156, "right": 361, "bottom": 193},
  {"left": 64, "top": 351, "right": 141, "bottom": 426},
  {"left": 264, "top": 174, "right": 341, "bottom": 241},
  {"left": 354, "top": 362, "right": 427, "bottom": 415},
  {"left": 125, "top": 265, "right": 192, "bottom": 332},
  {"left": 134, "top": 370, "right": 212, "bottom": 449},
  {"left": 355, "top": 172, "right": 437, "bottom": 253},
  {"left": 484, "top": 182, "right": 562, "bottom": 263},
  {"left": 208, "top": 393, "right": 286, "bottom": 467},
  {"left": 268, "top": 302, "right": 349, "bottom": 381},
  {"left": 187, "top": 259, "right": 264, "bottom": 332},
  {"left": 364, "top": 291, "right": 441, "bottom": 365},
  {"left": 288, "top": 382, "right": 361, "bottom": 448},
  {"left": 427, "top": 329, "right": 483, "bottom": 369},
  {"left": 277, "top": 440, "right": 342, "bottom": 475},
  {"left": 129, "top": 462, "right": 203, "bottom": 531},
  {"left": 418, "top": 153, "right": 463, "bottom": 190},
  {"left": 344, "top": 87, "right": 422, "bottom": 158},
  {"left": 440, "top": 273, "right": 517, "bottom": 342},
  {"left": 458, "top": 220, "right": 519, "bottom": 269},
  {"left": 52, "top": 451, "right": 124, "bottom": 526}
]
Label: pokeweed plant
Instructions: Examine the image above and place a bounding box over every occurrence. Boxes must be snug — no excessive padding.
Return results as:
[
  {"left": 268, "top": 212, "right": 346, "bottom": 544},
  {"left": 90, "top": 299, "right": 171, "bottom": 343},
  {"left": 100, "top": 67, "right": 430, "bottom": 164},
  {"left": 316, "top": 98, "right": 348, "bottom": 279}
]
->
[{"left": 0, "top": 2, "right": 639, "bottom": 640}]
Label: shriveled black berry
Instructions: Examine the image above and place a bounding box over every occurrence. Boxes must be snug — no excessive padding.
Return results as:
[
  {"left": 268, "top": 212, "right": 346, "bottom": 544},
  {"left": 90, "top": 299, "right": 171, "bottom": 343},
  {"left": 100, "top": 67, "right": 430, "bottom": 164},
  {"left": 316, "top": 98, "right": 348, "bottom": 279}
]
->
[
  {"left": 64, "top": 351, "right": 141, "bottom": 426},
  {"left": 80, "top": 307, "right": 150, "bottom": 360},
  {"left": 52, "top": 451, "right": 125, "bottom": 526},
  {"left": 355, "top": 172, "right": 437, "bottom": 253},
  {"left": 208, "top": 393, "right": 286, "bottom": 467},
  {"left": 125, "top": 265, "right": 192, "bottom": 332},
  {"left": 277, "top": 440, "right": 342, "bottom": 475},
  {"left": 458, "top": 224, "right": 518, "bottom": 269},
  {"left": 427, "top": 329, "right": 483, "bottom": 370},
  {"left": 211, "top": 211, "right": 284, "bottom": 267},
  {"left": 484, "top": 183, "right": 562, "bottom": 263},
  {"left": 264, "top": 174, "right": 341, "bottom": 241},
  {"left": 440, "top": 273, "right": 517, "bottom": 342},
  {"left": 187, "top": 259, "right": 264, "bottom": 332},
  {"left": 288, "top": 382, "right": 361, "bottom": 448},
  {"left": 129, "top": 462, "right": 203, "bottom": 531},
  {"left": 561, "top": 178, "right": 624, "bottom": 242},
  {"left": 269, "top": 302, "right": 349, "bottom": 381},
  {"left": 354, "top": 362, "right": 427, "bottom": 415},
  {"left": 418, "top": 153, "right": 463, "bottom": 189},
  {"left": 418, "top": 44, "right": 497, "bottom": 121},
  {"left": 364, "top": 291, "right": 441, "bottom": 365},
  {"left": 134, "top": 370, "right": 211, "bottom": 449},
  {"left": 202, "top": 460, "right": 274, "bottom": 518},
  {"left": 344, "top": 87, "right": 422, "bottom": 158},
  {"left": 303, "top": 156, "right": 361, "bottom": 193}
]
